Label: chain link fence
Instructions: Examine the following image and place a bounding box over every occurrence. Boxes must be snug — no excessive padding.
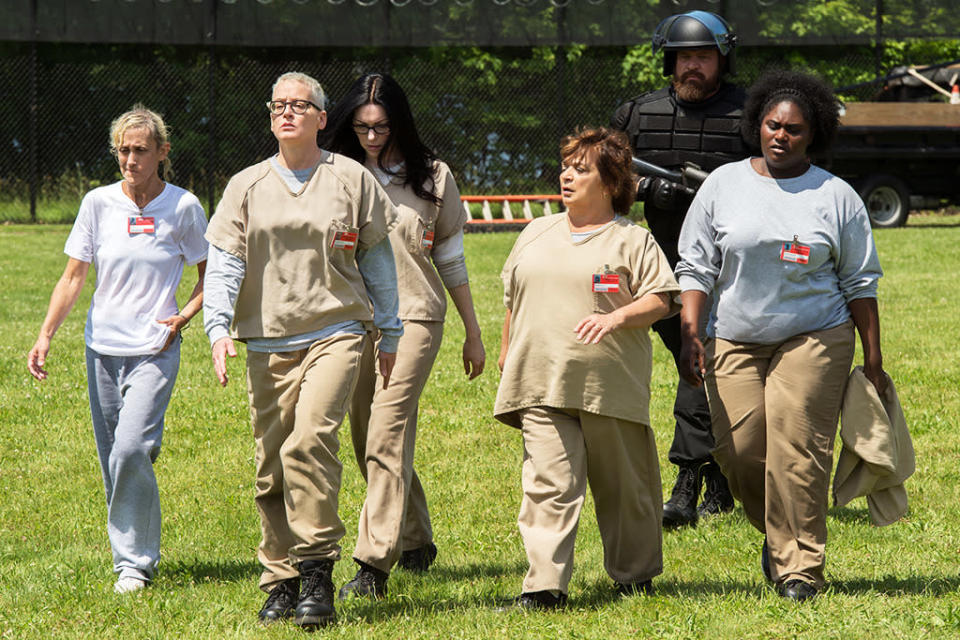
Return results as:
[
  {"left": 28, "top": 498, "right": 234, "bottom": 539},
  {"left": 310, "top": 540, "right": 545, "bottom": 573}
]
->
[{"left": 0, "top": 40, "right": 952, "bottom": 222}]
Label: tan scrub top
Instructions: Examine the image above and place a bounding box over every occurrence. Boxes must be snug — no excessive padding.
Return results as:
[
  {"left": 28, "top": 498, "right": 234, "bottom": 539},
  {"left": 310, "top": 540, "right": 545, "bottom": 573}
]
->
[{"left": 494, "top": 213, "right": 680, "bottom": 428}]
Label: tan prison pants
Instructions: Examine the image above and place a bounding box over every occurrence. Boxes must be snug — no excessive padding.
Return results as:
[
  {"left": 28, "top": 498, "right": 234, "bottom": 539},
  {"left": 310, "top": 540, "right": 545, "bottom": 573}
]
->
[
  {"left": 246, "top": 332, "right": 367, "bottom": 591},
  {"left": 704, "top": 322, "right": 855, "bottom": 588},
  {"left": 517, "top": 406, "right": 663, "bottom": 594},
  {"left": 349, "top": 321, "right": 443, "bottom": 573}
]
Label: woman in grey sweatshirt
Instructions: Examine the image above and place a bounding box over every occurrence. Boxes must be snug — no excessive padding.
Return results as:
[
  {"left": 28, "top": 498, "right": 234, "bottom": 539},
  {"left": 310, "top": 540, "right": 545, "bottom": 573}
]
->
[{"left": 675, "top": 69, "right": 884, "bottom": 603}]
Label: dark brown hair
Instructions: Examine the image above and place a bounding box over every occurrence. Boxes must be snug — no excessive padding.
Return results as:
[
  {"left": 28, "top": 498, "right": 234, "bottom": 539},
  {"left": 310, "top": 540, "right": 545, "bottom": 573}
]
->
[{"left": 560, "top": 127, "right": 635, "bottom": 215}]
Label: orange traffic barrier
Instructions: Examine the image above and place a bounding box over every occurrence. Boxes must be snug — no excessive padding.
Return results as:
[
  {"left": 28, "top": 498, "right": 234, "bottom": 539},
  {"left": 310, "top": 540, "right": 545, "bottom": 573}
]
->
[{"left": 461, "top": 194, "right": 562, "bottom": 224}]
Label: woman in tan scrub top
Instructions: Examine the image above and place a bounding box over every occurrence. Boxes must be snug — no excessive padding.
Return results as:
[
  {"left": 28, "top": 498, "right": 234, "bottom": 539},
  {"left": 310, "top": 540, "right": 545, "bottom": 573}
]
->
[
  {"left": 495, "top": 127, "right": 680, "bottom": 608},
  {"left": 321, "top": 72, "right": 485, "bottom": 600}
]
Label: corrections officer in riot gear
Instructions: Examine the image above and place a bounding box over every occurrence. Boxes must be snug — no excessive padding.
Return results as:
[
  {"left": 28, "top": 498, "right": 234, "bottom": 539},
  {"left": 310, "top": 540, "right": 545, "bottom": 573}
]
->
[{"left": 611, "top": 10, "right": 747, "bottom": 529}]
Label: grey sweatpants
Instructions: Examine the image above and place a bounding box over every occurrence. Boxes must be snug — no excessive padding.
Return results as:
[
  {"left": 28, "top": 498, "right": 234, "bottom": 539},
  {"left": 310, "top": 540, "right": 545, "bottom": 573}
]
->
[{"left": 85, "top": 340, "right": 180, "bottom": 581}]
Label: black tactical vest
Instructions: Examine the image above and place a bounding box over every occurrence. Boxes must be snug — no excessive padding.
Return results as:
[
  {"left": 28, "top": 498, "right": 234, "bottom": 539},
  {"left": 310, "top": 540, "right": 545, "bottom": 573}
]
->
[{"left": 611, "top": 83, "right": 748, "bottom": 172}]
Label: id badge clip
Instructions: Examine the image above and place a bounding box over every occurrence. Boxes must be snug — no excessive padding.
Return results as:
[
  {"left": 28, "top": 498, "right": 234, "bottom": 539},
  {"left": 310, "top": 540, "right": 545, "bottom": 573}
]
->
[
  {"left": 421, "top": 229, "right": 435, "bottom": 250},
  {"left": 128, "top": 216, "right": 155, "bottom": 234},
  {"left": 592, "top": 264, "right": 620, "bottom": 293},
  {"left": 780, "top": 235, "right": 810, "bottom": 264},
  {"left": 331, "top": 230, "right": 358, "bottom": 250}
]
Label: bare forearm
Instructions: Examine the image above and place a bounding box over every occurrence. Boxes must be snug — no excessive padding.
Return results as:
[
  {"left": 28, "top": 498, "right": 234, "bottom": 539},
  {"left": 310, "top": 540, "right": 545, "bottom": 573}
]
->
[
  {"left": 679, "top": 290, "right": 708, "bottom": 340},
  {"left": 611, "top": 291, "right": 672, "bottom": 331},
  {"left": 178, "top": 261, "right": 206, "bottom": 322},
  {"left": 39, "top": 261, "right": 89, "bottom": 340},
  {"left": 848, "top": 297, "right": 882, "bottom": 362},
  {"left": 448, "top": 282, "right": 482, "bottom": 338}
]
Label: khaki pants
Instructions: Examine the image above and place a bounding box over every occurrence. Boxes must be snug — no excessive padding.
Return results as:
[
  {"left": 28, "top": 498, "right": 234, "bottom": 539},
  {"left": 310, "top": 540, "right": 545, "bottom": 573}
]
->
[
  {"left": 246, "top": 332, "right": 367, "bottom": 591},
  {"left": 349, "top": 321, "right": 442, "bottom": 572},
  {"left": 517, "top": 406, "right": 663, "bottom": 594},
  {"left": 704, "top": 322, "right": 855, "bottom": 588}
]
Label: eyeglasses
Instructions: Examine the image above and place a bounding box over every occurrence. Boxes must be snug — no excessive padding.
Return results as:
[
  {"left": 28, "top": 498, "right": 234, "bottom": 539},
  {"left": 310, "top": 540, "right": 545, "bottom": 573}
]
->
[
  {"left": 266, "top": 100, "right": 321, "bottom": 116},
  {"left": 352, "top": 122, "right": 391, "bottom": 136}
]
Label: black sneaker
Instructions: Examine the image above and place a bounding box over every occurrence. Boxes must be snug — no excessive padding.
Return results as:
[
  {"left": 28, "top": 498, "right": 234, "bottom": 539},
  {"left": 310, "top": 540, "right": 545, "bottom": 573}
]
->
[
  {"left": 258, "top": 577, "right": 299, "bottom": 624},
  {"left": 398, "top": 543, "right": 438, "bottom": 572},
  {"left": 697, "top": 462, "right": 734, "bottom": 517},
  {"left": 662, "top": 463, "right": 702, "bottom": 529},
  {"left": 337, "top": 561, "right": 388, "bottom": 600},
  {"left": 294, "top": 559, "right": 337, "bottom": 629},
  {"left": 776, "top": 578, "right": 818, "bottom": 602},
  {"left": 614, "top": 580, "right": 653, "bottom": 596},
  {"left": 513, "top": 590, "right": 567, "bottom": 610}
]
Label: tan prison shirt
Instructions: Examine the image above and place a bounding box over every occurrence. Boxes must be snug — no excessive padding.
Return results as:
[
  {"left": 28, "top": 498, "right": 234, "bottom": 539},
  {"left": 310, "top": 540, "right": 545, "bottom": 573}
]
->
[
  {"left": 379, "top": 161, "right": 467, "bottom": 321},
  {"left": 494, "top": 214, "right": 680, "bottom": 428},
  {"left": 206, "top": 151, "right": 397, "bottom": 339}
]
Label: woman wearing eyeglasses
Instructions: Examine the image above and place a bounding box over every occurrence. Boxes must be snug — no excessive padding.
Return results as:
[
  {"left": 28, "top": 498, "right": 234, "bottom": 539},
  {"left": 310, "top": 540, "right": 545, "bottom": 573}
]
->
[
  {"left": 320, "top": 72, "right": 485, "bottom": 599},
  {"left": 203, "top": 72, "right": 402, "bottom": 629}
]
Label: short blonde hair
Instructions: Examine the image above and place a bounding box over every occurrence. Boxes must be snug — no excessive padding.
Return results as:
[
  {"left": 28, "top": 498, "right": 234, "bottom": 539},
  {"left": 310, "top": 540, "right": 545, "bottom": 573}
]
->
[
  {"left": 272, "top": 72, "right": 326, "bottom": 109},
  {"left": 109, "top": 104, "right": 172, "bottom": 181}
]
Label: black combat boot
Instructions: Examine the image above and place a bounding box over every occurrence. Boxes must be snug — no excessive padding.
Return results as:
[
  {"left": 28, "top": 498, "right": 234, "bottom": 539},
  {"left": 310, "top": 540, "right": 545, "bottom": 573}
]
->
[
  {"left": 398, "top": 542, "right": 438, "bottom": 572},
  {"left": 258, "top": 577, "right": 299, "bottom": 624},
  {"left": 337, "top": 560, "right": 388, "bottom": 600},
  {"left": 697, "top": 461, "right": 735, "bottom": 517},
  {"left": 294, "top": 559, "right": 336, "bottom": 629},
  {"left": 513, "top": 590, "right": 567, "bottom": 610},
  {"left": 662, "top": 463, "right": 702, "bottom": 529}
]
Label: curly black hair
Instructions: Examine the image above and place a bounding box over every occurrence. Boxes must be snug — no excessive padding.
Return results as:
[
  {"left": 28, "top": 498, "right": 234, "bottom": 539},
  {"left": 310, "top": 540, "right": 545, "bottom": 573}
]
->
[{"left": 741, "top": 69, "right": 841, "bottom": 156}]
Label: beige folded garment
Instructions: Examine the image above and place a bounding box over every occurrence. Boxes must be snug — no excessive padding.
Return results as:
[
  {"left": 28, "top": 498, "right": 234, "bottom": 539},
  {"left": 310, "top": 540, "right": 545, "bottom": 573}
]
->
[{"left": 832, "top": 366, "right": 915, "bottom": 526}]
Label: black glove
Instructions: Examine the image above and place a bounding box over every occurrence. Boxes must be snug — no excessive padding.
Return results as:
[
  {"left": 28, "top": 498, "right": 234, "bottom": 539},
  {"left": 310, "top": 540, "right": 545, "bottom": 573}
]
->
[
  {"left": 636, "top": 176, "right": 655, "bottom": 202},
  {"left": 651, "top": 177, "right": 682, "bottom": 210}
]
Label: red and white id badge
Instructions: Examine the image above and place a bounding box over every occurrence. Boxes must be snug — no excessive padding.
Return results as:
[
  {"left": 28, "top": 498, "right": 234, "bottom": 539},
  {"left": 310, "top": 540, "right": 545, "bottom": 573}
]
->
[
  {"left": 330, "top": 230, "right": 358, "bottom": 250},
  {"left": 592, "top": 273, "right": 620, "bottom": 293},
  {"left": 128, "top": 216, "right": 155, "bottom": 234},
  {"left": 421, "top": 229, "right": 435, "bottom": 250},
  {"left": 780, "top": 237, "right": 810, "bottom": 264}
]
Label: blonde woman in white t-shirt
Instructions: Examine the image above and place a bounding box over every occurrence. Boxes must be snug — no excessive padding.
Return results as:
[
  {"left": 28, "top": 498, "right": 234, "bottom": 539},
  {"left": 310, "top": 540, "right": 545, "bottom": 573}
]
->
[
  {"left": 320, "top": 72, "right": 485, "bottom": 599},
  {"left": 27, "top": 105, "right": 207, "bottom": 595}
]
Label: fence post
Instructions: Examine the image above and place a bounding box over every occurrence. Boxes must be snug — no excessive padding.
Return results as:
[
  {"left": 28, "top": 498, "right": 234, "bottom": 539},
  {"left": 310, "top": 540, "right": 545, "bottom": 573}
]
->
[
  {"left": 205, "top": 0, "right": 218, "bottom": 217},
  {"left": 207, "top": 45, "right": 216, "bottom": 216},
  {"left": 28, "top": 0, "right": 38, "bottom": 222},
  {"left": 875, "top": 0, "right": 884, "bottom": 78},
  {"left": 555, "top": 6, "right": 567, "bottom": 150}
]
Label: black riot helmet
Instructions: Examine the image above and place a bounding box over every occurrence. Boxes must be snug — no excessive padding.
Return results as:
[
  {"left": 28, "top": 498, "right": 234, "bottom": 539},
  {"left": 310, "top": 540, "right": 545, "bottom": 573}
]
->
[{"left": 652, "top": 10, "right": 737, "bottom": 76}]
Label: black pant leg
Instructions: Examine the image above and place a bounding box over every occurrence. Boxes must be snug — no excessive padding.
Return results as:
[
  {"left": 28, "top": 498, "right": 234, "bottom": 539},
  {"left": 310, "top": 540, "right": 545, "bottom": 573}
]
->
[{"left": 651, "top": 313, "right": 715, "bottom": 466}]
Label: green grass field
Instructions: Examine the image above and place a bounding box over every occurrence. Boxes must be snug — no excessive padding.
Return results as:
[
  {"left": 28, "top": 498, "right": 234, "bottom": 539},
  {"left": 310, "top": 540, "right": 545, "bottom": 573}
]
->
[{"left": 1, "top": 216, "right": 958, "bottom": 639}]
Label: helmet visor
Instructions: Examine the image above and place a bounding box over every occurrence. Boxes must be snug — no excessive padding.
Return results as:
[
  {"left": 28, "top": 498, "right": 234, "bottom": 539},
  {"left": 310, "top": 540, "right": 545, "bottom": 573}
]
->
[{"left": 652, "top": 10, "right": 733, "bottom": 56}]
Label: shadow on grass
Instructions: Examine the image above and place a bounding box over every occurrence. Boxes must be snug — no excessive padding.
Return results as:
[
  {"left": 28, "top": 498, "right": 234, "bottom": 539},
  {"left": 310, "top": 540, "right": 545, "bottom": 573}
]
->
[
  {"left": 162, "top": 558, "right": 262, "bottom": 585},
  {"left": 831, "top": 574, "right": 960, "bottom": 596},
  {"left": 828, "top": 505, "right": 873, "bottom": 524},
  {"left": 426, "top": 560, "right": 528, "bottom": 581}
]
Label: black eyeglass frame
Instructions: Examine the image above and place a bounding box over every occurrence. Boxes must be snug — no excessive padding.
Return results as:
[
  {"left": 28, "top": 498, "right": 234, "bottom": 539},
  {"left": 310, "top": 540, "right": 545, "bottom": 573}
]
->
[
  {"left": 266, "top": 99, "right": 322, "bottom": 115},
  {"left": 352, "top": 122, "right": 392, "bottom": 136}
]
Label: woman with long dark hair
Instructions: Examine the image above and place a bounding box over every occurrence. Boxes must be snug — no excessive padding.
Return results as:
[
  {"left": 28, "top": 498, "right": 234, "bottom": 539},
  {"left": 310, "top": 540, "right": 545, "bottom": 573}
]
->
[{"left": 321, "top": 72, "right": 485, "bottom": 599}]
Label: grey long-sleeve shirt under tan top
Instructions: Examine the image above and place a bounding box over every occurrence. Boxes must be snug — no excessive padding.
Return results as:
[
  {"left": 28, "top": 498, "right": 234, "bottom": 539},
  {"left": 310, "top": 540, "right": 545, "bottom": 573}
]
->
[{"left": 203, "top": 154, "right": 403, "bottom": 353}]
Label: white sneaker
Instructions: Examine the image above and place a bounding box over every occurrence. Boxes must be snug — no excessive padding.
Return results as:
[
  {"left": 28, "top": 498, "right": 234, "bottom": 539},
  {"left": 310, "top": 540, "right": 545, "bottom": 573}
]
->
[{"left": 114, "top": 576, "right": 147, "bottom": 594}]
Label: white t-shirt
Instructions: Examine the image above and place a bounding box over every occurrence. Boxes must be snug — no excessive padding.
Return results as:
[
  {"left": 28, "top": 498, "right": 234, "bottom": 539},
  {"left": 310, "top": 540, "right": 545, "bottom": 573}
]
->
[{"left": 65, "top": 181, "right": 209, "bottom": 356}]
